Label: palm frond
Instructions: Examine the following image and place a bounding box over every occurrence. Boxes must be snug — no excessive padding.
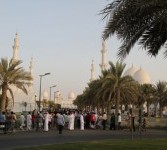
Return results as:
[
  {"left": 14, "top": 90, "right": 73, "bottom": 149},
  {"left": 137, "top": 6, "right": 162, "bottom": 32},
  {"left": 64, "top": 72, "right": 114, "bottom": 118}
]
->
[{"left": 101, "top": 0, "right": 167, "bottom": 58}]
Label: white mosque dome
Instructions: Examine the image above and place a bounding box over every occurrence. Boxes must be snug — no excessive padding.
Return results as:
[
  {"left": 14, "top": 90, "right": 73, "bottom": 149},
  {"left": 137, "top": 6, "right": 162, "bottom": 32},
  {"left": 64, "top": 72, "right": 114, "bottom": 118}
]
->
[
  {"left": 43, "top": 90, "right": 49, "bottom": 99},
  {"left": 55, "top": 91, "right": 61, "bottom": 98},
  {"left": 124, "top": 65, "right": 138, "bottom": 77},
  {"left": 133, "top": 67, "right": 151, "bottom": 84},
  {"left": 68, "top": 92, "right": 75, "bottom": 99}
]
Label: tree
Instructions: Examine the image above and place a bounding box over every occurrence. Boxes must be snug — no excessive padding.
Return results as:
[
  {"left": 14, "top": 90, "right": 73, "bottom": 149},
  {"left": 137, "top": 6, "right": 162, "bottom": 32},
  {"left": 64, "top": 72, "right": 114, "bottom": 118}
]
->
[
  {"left": 74, "top": 61, "right": 139, "bottom": 125},
  {"left": 73, "top": 93, "right": 86, "bottom": 110},
  {"left": 139, "top": 84, "right": 156, "bottom": 116},
  {"left": 0, "top": 58, "right": 32, "bottom": 112},
  {"left": 102, "top": 61, "right": 138, "bottom": 128},
  {"left": 0, "top": 94, "right": 10, "bottom": 110},
  {"left": 101, "top": 0, "right": 167, "bottom": 59},
  {"left": 42, "top": 99, "right": 48, "bottom": 108},
  {"left": 87, "top": 79, "right": 104, "bottom": 111},
  {"left": 155, "top": 81, "right": 167, "bottom": 117},
  {"left": 48, "top": 100, "right": 57, "bottom": 112}
]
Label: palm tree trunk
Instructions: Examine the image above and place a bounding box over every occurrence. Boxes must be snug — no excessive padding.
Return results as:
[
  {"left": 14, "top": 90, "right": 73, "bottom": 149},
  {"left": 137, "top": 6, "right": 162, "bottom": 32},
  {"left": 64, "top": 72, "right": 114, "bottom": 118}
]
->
[
  {"left": 115, "top": 91, "right": 120, "bottom": 115},
  {"left": 107, "top": 92, "right": 112, "bottom": 123},
  {"left": 115, "top": 89, "right": 120, "bottom": 130},
  {"left": 107, "top": 103, "right": 111, "bottom": 123},
  {"left": 101, "top": 105, "right": 104, "bottom": 114},
  {"left": 147, "top": 101, "right": 149, "bottom": 116},
  {"left": 0, "top": 83, "right": 8, "bottom": 112},
  {"left": 159, "top": 100, "right": 163, "bottom": 118},
  {"left": 154, "top": 103, "right": 158, "bottom": 117},
  {"left": 97, "top": 105, "right": 99, "bottom": 114}
]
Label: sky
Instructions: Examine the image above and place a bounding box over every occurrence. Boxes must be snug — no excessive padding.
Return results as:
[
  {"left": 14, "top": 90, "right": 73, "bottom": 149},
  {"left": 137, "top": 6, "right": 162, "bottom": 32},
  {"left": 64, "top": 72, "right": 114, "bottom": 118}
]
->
[{"left": 0, "top": 0, "right": 167, "bottom": 100}]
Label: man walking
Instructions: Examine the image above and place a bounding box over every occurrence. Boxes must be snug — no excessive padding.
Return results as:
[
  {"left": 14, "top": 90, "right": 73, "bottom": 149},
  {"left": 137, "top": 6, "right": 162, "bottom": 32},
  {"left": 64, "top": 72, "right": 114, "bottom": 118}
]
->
[
  {"left": 102, "top": 112, "right": 107, "bottom": 130},
  {"left": 56, "top": 112, "right": 65, "bottom": 134},
  {"left": 27, "top": 112, "right": 32, "bottom": 131}
]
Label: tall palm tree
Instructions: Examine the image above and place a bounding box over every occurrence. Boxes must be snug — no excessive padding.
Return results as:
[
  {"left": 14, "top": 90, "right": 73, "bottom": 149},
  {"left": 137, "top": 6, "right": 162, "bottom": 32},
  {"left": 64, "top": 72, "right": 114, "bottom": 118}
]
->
[
  {"left": 155, "top": 81, "right": 167, "bottom": 117},
  {"left": 0, "top": 58, "right": 32, "bottom": 112},
  {"left": 101, "top": 0, "right": 167, "bottom": 59},
  {"left": 102, "top": 61, "right": 138, "bottom": 127},
  {"left": 139, "top": 84, "right": 156, "bottom": 116},
  {"left": 87, "top": 79, "right": 104, "bottom": 111},
  {"left": 95, "top": 70, "right": 110, "bottom": 112},
  {"left": 74, "top": 87, "right": 91, "bottom": 111},
  {"left": 74, "top": 76, "right": 105, "bottom": 112},
  {"left": 73, "top": 94, "right": 84, "bottom": 110}
]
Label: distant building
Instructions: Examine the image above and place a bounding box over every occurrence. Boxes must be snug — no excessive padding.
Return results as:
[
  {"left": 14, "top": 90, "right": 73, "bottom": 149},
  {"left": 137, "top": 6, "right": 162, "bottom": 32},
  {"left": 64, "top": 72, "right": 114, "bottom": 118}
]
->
[
  {"left": 124, "top": 65, "right": 151, "bottom": 84},
  {"left": 54, "top": 91, "right": 77, "bottom": 109},
  {"left": 124, "top": 65, "right": 151, "bottom": 113}
]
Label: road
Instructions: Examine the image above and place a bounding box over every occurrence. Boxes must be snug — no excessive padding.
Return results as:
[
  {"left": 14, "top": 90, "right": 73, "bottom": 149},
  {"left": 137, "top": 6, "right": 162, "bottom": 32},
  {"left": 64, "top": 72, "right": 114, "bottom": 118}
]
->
[{"left": 0, "top": 129, "right": 167, "bottom": 150}]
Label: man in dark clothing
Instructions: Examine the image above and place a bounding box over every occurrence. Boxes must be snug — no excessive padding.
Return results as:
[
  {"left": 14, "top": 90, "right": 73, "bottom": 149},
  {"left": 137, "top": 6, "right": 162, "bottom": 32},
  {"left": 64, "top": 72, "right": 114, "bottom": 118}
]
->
[
  {"left": 35, "top": 112, "right": 43, "bottom": 131},
  {"left": 110, "top": 113, "right": 115, "bottom": 130}
]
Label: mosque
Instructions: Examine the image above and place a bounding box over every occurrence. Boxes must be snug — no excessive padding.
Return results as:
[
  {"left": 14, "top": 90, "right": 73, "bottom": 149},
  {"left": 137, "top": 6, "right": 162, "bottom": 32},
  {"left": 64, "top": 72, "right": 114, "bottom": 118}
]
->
[
  {"left": 90, "top": 40, "right": 151, "bottom": 84},
  {"left": 90, "top": 40, "right": 152, "bottom": 113},
  {"left": 7, "top": 33, "right": 77, "bottom": 112},
  {"left": 54, "top": 91, "right": 77, "bottom": 109},
  {"left": 8, "top": 33, "right": 153, "bottom": 112}
]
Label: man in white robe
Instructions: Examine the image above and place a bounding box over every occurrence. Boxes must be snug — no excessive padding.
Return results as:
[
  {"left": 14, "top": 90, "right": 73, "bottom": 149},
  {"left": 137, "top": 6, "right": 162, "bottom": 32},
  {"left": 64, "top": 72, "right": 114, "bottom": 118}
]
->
[
  {"left": 20, "top": 113, "right": 25, "bottom": 130},
  {"left": 80, "top": 113, "right": 84, "bottom": 130},
  {"left": 44, "top": 112, "right": 49, "bottom": 131},
  {"left": 68, "top": 111, "right": 75, "bottom": 130},
  {"left": 26, "top": 112, "right": 32, "bottom": 131}
]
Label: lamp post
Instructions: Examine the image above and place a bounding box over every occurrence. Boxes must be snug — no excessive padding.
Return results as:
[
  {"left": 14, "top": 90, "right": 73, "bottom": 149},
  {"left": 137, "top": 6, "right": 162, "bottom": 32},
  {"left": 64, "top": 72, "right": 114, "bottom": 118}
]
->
[
  {"left": 38, "top": 72, "right": 50, "bottom": 111},
  {"left": 49, "top": 85, "right": 56, "bottom": 100}
]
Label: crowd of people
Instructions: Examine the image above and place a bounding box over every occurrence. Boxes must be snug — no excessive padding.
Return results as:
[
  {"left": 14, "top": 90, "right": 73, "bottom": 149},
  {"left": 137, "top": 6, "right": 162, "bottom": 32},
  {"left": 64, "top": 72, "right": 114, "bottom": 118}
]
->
[{"left": 0, "top": 109, "right": 147, "bottom": 134}]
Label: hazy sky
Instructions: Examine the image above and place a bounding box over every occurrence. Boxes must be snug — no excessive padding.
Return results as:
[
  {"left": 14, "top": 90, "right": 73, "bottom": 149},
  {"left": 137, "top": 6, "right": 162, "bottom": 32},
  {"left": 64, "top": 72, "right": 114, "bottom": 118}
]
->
[{"left": 0, "top": 0, "right": 167, "bottom": 100}]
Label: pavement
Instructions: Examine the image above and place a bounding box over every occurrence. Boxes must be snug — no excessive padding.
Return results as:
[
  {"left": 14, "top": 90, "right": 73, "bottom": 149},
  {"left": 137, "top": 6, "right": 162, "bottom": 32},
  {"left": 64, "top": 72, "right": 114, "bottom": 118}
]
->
[{"left": 0, "top": 128, "right": 167, "bottom": 150}]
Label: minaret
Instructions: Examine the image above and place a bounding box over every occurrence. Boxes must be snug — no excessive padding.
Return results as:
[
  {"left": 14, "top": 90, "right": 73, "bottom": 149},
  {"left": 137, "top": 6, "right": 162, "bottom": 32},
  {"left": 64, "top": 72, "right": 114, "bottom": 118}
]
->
[
  {"left": 99, "top": 40, "right": 107, "bottom": 72},
  {"left": 90, "top": 59, "right": 95, "bottom": 82},
  {"left": 12, "top": 32, "right": 19, "bottom": 61}
]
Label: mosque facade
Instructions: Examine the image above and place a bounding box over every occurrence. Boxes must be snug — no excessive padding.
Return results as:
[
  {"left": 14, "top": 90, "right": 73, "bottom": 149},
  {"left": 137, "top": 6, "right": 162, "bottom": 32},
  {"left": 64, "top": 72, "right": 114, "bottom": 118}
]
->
[
  {"left": 90, "top": 39, "right": 151, "bottom": 85},
  {"left": 8, "top": 33, "right": 77, "bottom": 112},
  {"left": 123, "top": 65, "right": 151, "bottom": 84},
  {"left": 54, "top": 91, "right": 77, "bottom": 109},
  {"left": 89, "top": 39, "right": 154, "bottom": 113},
  {"left": 40, "top": 90, "right": 77, "bottom": 109},
  {"left": 9, "top": 34, "right": 154, "bottom": 112}
]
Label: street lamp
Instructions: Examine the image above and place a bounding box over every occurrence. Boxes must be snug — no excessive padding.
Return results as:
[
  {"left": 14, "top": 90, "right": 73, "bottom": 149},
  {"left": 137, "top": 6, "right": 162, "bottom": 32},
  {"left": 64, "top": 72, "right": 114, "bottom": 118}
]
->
[
  {"left": 49, "top": 85, "right": 56, "bottom": 100},
  {"left": 38, "top": 72, "right": 50, "bottom": 111}
]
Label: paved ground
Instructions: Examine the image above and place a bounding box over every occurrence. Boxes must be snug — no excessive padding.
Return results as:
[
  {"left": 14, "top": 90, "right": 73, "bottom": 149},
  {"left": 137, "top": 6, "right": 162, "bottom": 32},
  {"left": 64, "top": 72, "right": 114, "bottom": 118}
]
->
[{"left": 0, "top": 128, "right": 167, "bottom": 150}]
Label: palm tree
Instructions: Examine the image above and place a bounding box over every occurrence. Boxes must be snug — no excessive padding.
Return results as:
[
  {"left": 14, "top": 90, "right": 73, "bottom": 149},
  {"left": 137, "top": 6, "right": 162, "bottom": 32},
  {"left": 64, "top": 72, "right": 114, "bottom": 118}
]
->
[
  {"left": 101, "top": 0, "right": 167, "bottom": 59},
  {"left": 0, "top": 58, "right": 32, "bottom": 112},
  {"left": 73, "top": 94, "right": 84, "bottom": 110},
  {"left": 107, "top": 61, "right": 138, "bottom": 113},
  {"left": 102, "top": 61, "right": 138, "bottom": 128},
  {"left": 139, "top": 84, "right": 156, "bottom": 116},
  {"left": 97, "top": 70, "right": 112, "bottom": 111},
  {"left": 155, "top": 81, "right": 167, "bottom": 117}
]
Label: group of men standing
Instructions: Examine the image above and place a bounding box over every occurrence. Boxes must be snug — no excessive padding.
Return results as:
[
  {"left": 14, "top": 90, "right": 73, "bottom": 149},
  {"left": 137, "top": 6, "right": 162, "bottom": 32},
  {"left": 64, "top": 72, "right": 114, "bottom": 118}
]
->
[{"left": 1, "top": 109, "right": 127, "bottom": 135}]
